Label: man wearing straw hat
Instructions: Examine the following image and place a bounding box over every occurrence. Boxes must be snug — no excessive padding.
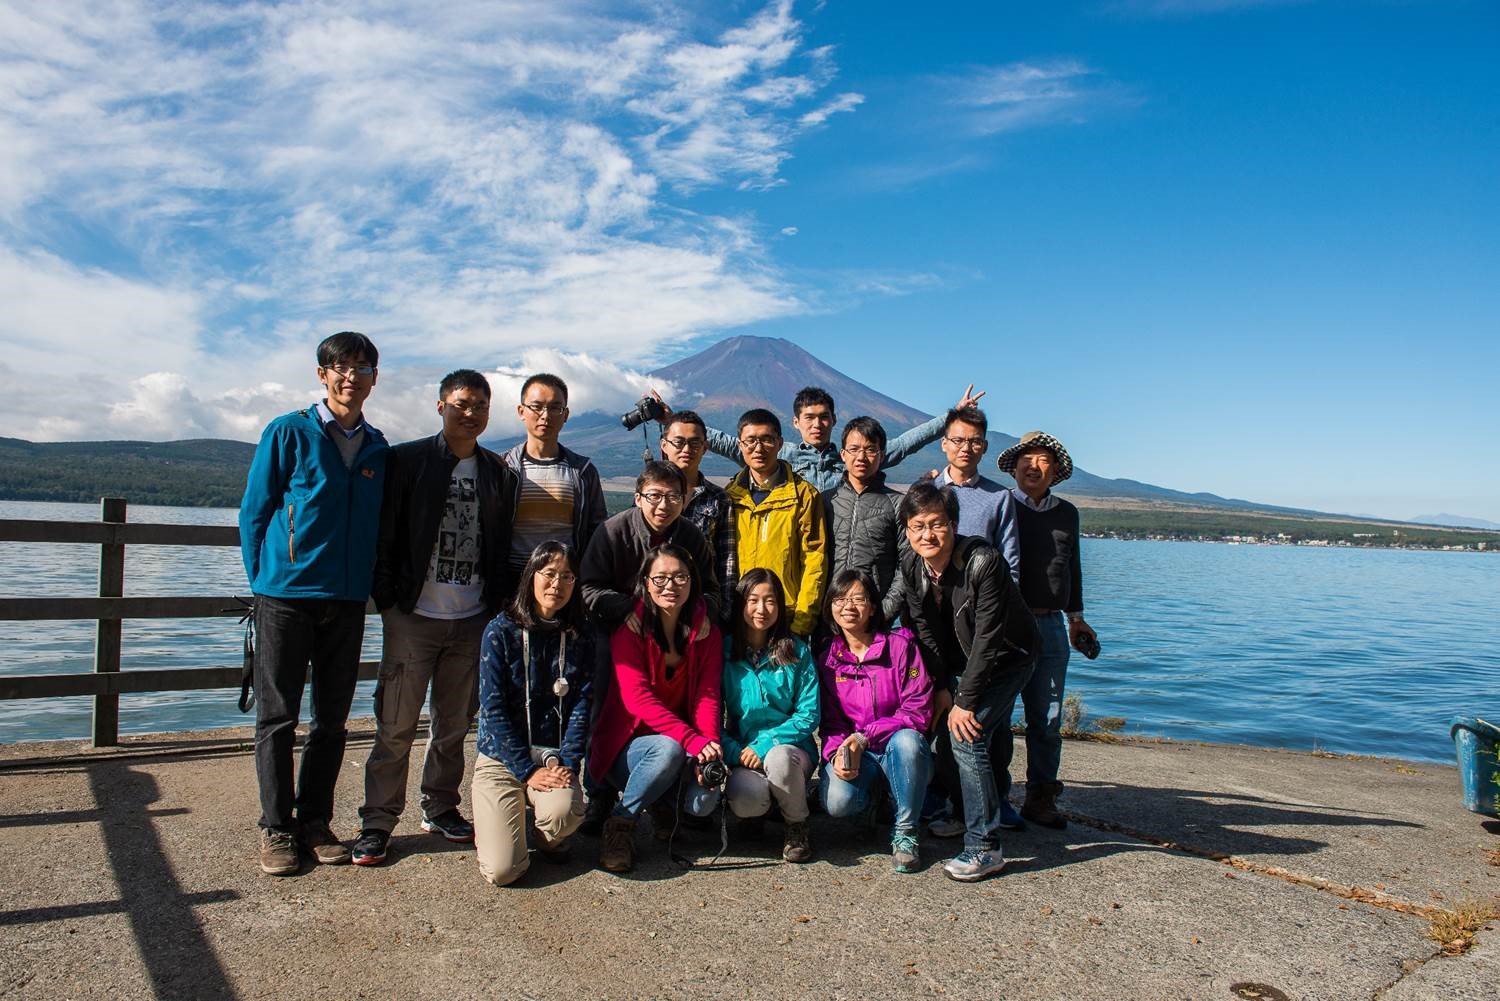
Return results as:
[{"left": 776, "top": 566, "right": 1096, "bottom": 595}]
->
[{"left": 994, "top": 431, "right": 1099, "bottom": 830}]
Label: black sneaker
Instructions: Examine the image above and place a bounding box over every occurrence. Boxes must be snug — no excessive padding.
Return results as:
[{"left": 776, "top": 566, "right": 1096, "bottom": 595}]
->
[
  {"left": 421, "top": 809, "right": 475, "bottom": 843},
  {"left": 350, "top": 828, "right": 390, "bottom": 866}
]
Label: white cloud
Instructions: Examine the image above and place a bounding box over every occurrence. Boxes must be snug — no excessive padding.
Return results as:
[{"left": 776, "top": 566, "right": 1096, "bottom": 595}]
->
[
  {"left": 780, "top": 226, "right": 798, "bottom": 236},
  {"left": 945, "top": 60, "right": 1132, "bottom": 135},
  {"left": 799, "top": 92, "right": 864, "bottom": 126},
  {"left": 0, "top": 1, "right": 864, "bottom": 442}
]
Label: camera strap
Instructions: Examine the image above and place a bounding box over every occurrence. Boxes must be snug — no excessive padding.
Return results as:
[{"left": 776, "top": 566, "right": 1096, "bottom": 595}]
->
[{"left": 667, "top": 763, "right": 730, "bottom": 870}]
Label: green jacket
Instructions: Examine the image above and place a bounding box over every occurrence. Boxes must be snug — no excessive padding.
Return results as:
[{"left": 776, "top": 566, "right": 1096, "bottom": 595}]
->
[{"left": 720, "top": 636, "right": 820, "bottom": 762}]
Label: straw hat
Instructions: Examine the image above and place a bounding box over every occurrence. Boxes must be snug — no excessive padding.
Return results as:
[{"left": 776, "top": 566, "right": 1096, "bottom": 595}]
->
[{"left": 996, "top": 431, "right": 1073, "bottom": 484}]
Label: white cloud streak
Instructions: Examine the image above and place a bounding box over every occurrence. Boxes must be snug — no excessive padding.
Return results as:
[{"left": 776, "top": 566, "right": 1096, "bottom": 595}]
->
[{"left": 0, "top": 0, "right": 859, "bottom": 441}]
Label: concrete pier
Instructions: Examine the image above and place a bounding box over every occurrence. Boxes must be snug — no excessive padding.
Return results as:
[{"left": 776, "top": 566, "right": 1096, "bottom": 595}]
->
[{"left": 0, "top": 728, "right": 1494, "bottom": 1000}]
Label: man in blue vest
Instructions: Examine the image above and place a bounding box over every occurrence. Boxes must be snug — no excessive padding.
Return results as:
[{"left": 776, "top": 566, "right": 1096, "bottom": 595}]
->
[{"left": 239, "top": 331, "right": 389, "bottom": 876}]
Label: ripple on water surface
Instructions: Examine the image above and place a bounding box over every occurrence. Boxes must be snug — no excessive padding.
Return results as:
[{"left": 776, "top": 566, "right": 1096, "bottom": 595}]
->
[{"left": 2, "top": 504, "right": 1497, "bottom": 761}]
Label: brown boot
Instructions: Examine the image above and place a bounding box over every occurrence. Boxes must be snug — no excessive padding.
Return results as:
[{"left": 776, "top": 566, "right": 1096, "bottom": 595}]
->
[
  {"left": 1020, "top": 781, "right": 1068, "bottom": 830},
  {"left": 599, "top": 815, "right": 637, "bottom": 873},
  {"left": 299, "top": 819, "right": 351, "bottom": 864},
  {"left": 782, "top": 820, "right": 812, "bottom": 863}
]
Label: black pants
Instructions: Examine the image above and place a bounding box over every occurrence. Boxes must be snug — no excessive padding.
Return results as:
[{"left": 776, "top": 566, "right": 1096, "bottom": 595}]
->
[{"left": 253, "top": 595, "right": 366, "bottom": 830}]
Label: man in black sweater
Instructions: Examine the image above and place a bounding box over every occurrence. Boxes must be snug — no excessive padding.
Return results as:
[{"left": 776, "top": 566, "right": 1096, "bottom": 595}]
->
[{"left": 995, "top": 431, "right": 1098, "bottom": 829}]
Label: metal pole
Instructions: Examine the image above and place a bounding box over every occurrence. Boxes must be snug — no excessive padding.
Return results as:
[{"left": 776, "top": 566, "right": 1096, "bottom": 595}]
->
[{"left": 92, "top": 497, "right": 126, "bottom": 747}]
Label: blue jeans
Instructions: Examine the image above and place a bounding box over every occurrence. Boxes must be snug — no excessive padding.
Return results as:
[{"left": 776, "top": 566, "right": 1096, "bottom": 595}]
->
[
  {"left": 606, "top": 734, "right": 720, "bottom": 819},
  {"left": 820, "top": 728, "right": 932, "bottom": 835},
  {"left": 997, "top": 612, "right": 1071, "bottom": 795},
  {"left": 949, "top": 666, "right": 1034, "bottom": 852}
]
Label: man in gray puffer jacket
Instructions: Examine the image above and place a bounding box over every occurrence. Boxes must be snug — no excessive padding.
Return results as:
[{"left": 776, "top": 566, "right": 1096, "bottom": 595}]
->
[{"left": 822, "top": 416, "right": 909, "bottom": 622}]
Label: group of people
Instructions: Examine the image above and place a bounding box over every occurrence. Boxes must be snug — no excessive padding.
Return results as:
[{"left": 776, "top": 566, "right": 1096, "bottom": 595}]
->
[{"left": 239, "top": 331, "right": 1097, "bottom": 887}]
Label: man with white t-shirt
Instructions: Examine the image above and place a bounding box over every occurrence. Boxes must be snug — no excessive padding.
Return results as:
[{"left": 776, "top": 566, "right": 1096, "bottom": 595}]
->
[{"left": 353, "top": 370, "right": 517, "bottom": 866}]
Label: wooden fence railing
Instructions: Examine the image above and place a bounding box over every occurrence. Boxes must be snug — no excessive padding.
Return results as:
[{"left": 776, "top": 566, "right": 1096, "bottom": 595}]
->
[{"left": 0, "top": 498, "right": 377, "bottom": 747}]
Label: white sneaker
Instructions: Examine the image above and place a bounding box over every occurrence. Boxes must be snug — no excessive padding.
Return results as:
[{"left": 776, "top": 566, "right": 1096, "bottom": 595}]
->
[{"left": 942, "top": 849, "right": 1006, "bottom": 882}]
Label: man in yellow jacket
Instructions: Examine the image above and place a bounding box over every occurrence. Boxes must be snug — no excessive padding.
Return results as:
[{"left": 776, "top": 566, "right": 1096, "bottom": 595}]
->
[{"left": 724, "top": 408, "right": 828, "bottom": 637}]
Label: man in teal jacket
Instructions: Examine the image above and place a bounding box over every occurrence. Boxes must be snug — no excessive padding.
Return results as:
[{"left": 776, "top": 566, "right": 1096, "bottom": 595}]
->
[{"left": 239, "top": 331, "right": 389, "bottom": 877}]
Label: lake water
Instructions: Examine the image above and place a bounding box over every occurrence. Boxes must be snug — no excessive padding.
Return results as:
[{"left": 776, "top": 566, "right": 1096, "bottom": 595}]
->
[{"left": 1, "top": 500, "right": 1497, "bottom": 763}]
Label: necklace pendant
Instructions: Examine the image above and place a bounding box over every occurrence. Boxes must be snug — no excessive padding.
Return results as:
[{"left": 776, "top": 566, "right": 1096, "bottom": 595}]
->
[{"left": 553, "top": 677, "right": 570, "bottom": 698}]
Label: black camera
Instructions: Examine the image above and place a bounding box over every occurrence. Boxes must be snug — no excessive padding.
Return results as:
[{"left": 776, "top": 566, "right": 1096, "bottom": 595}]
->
[
  {"left": 699, "top": 758, "right": 730, "bottom": 788},
  {"left": 620, "top": 395, "right": 666, "bottom": 431},
  {"left": 1076, "top": 631, "right": 1101, "bottom": 661}
]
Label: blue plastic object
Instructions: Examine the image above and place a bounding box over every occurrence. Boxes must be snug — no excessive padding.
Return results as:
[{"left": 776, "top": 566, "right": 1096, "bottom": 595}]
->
[{"left": 1450, "top": 716, "right": 1500, "bottom": 818}]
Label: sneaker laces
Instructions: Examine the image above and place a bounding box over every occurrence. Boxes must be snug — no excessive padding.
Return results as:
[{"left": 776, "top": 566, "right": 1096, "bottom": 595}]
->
[
  {"left": 892, "top": 832, "right": 919, "bottom": 855},
  {"left": 266, "top": 829, "right": 296, "bottom": 850}
]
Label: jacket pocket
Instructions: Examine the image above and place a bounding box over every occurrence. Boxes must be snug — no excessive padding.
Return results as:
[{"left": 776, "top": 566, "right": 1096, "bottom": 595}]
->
[{"left": 286, "top": 503, "right": 296, "bottom": 564}]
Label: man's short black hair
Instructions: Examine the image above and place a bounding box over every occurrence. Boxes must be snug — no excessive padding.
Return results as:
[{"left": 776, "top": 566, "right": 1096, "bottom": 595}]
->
[
  {"left": 841, "top": 415, "right": 887, "bottom": 451},
  {"left": 438, "top": 369, "right": 491, "bottom": 400},
  {"left": 663, "top": 410, "right": 707, "bottom": 437},
  {"left": 899, "top": 481, "right": 960, "bottom": 526},
  {"left": 520, "top": 372, "right": 568, "bottom": 403},
  {"left": 737, "top": 408, "right": 783, "bottom": 439},
  {"left": 944, "top": 406, "right": 987, "bottom": 436},
  {"left": 636, "top": 460, "right": 687, "bottom": 495},
  {"left": 793, "top": 387, "right": 835, "bottom": 417},
  {"left": 317, "top": 331, "right": 378, "bottom": 369}
]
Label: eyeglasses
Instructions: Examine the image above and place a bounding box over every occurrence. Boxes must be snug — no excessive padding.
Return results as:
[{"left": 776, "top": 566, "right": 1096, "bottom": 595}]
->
[
  {"left": 522, "top": 402, "right": 567, "bottom": 416},
  {"left": 739, "top": 435, "right": 780, "bottom": 451},
  {"left": 830, "top": 595, "right": 870, "bottom": 608},
  {"left": 323, "top": 364, "right": 376, "bottom": 378},
  {"left": 538, "top": 569, "right": 576, "bottom": 585},
  {"left": 637, "top": 491, "right": 684, "bottom": 507},
  {"left": 943, "top": 436, "right": 987, "bottom": 451},
  {"left": 906, "top": 521, "right": 952, "bottom": 538},
  {"left": 840, "top": 445, "right": 881, "bottom": 458},
  {"left": 444, "top": 400, "right": 490, "bottom": 416},
  {"left": 661, "top": 436, "right": 706, "bottom": 452},
  {"left": 647, "top": 572, "right": 691, "bottom": 588}
]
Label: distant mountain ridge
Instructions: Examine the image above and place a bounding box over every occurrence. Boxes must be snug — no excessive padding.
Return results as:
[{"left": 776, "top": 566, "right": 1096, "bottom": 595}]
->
[
  {"left": 0, "top": 335, "right": 1465, "bottom": 526},
  {"left": 1409, "top": 513, "right": 1500, "bottom": 531},
  {"left": 486, "top": 335, "right": 1323, "bottom": 516}
]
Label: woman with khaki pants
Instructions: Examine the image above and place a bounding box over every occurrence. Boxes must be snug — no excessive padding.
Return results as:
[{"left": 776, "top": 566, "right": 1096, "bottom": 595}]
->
[{"left": 473, "top": 541, "right": 594, "bottom": 885}]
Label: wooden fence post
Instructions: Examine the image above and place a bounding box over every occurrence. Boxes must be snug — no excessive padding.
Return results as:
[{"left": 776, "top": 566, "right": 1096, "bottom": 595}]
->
[{"left": 92, "top": 497, "right": 126, "bottom": 747}]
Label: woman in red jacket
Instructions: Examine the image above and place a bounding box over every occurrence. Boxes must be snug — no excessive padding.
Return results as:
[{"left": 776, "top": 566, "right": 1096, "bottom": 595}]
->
[{"left": 588, "top": 543, "right": 723, "bottom": 873}]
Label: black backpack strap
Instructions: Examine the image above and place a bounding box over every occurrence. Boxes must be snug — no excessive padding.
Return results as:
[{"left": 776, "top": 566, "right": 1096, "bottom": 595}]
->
[{"left": 237, "top": 597, "right": 257, "bottom": 713}]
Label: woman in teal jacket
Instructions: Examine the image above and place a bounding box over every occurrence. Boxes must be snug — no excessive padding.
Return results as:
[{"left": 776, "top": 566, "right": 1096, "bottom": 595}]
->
[{"left": 721, "top": 568, "right": 821, "bottom": 863}]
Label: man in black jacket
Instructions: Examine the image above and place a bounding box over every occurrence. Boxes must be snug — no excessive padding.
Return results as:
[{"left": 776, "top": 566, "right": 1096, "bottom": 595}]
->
[
  {"left": 900, "top": 482, "right": 1036, "bottom": 883},
  {"left": 352, "top": 369, "right": 516, "bottom": 866},
  {"left": 579, "top": 460, "right": 720, "bottom": 630}
]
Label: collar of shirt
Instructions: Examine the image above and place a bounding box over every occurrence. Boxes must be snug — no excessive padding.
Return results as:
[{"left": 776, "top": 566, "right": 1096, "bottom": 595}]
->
[
  {"left": 1010, "top": 486, "right": 1059, "bottom": 513},
  {"left": 938, "top": 468, "right": 988, "bottom": 489},
  {"left": 748, "top": 462, "right": 787, "bottom": 491},
  {"left": 315, "top": 401, "right": 367, "bottom": 440}
]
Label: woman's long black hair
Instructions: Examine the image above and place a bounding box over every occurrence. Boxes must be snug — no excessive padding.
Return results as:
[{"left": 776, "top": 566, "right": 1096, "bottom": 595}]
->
[
  {"left": 507, "top": 540, "right": 584, "bottom": 633},
  {"left": 634, "top": 542, "right": 702, "bottom": 653},
  {"left": 730, "top": 567, "right": 798, "bottom": 666}
]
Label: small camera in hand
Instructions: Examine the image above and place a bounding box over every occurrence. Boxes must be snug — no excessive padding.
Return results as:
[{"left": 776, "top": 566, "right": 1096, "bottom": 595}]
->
[
  {"left": 699, "top": 758, "right": 730, "bottom": 788},
  {"left": 620, "top": 395, "right": 667, "bottom": 431},
  {"left": 1076, "top": 631, "right": 1101, "bottom": 661}
]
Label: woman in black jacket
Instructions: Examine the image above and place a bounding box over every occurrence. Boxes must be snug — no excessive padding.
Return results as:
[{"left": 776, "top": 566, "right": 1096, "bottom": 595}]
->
[{"left": 472, "top": 541, "right": 594, "bottom": 886}]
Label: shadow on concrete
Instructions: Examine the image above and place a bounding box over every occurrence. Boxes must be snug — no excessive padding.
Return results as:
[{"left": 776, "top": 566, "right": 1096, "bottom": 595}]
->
[
  {"left": 0, "top": 806, "right": 189, "bottom": 829},
  {"left": 992, "top": 778, "right": 1429, "bottom": 875},
  {"left": 83, "top": 762, "right": 241, "bottom": 1000}
]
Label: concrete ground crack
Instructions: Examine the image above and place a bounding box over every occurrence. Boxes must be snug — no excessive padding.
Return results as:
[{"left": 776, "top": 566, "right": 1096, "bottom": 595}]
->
[
  {"left": 1062, "top": 808, "right": 1447, "bottom": 919},
  {"left": 1368, "top": 952, "right": 1442, "bottom": 1001}
]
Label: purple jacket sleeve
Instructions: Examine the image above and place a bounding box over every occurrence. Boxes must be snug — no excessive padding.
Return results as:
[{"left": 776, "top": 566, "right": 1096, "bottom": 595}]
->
[
  {"left": 860, "top": 632, "right": 934, "bottom": 752},
  {"left": 817, "top": 652, "right": 855, "bottom": 762}
]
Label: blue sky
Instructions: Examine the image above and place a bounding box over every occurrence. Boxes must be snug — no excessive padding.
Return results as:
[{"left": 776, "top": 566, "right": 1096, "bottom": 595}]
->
[{"left": 1, "top": 1, "right": 1495, "bottom": 521}]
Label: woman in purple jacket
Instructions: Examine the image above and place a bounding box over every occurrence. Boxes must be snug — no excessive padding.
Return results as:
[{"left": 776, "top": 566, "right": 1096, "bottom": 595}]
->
[{"left": 818, "top": 568, "right": 935, "bottom": 874}]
